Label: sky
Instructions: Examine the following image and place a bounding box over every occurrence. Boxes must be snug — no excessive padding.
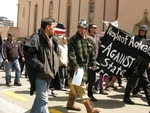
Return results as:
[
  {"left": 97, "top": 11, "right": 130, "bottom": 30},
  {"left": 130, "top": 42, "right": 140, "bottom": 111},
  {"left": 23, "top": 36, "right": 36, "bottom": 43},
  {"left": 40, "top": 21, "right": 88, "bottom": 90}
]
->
[{"left": 0, "top": 0, "right": 18, "bottom": 27}]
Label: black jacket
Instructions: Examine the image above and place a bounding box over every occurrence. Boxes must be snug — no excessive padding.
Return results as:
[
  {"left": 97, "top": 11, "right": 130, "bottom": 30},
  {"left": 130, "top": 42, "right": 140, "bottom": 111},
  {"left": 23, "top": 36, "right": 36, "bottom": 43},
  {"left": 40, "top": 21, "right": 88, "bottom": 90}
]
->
[
  {"left": 2, "top": 40, "right": 24, "bottom": 61},
  {"left": 25, "top": 31, "right": 59, "bottom": 95}
]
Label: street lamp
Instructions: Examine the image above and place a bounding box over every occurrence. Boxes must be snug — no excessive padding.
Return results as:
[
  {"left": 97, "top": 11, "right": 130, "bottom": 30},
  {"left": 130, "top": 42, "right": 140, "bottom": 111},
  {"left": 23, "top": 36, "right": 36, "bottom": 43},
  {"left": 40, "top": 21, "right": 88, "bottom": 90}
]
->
[{"left": 27, "top": 0, "right": 31, "bottom": 37}]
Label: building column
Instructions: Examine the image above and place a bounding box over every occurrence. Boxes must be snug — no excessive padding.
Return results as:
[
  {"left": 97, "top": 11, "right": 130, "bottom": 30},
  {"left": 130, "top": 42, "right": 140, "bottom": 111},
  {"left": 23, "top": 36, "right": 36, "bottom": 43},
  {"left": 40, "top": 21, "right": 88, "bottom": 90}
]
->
[{"left": 27, "top": 0, "right": 31, "bottom": 36}]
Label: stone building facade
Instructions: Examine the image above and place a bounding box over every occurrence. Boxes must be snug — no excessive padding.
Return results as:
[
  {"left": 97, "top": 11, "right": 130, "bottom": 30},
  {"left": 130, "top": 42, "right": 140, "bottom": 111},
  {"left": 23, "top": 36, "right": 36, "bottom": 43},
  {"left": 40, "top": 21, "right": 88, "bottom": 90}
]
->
[{"left": 2, "top": 0, "right": 150, "bottom": 38}]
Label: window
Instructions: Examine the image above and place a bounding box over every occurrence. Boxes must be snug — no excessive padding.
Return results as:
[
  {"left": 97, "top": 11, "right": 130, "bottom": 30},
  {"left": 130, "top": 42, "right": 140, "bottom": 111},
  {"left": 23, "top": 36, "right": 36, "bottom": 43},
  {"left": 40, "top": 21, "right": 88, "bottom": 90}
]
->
[
  {"left": 34, "top": 4, "right": 38, "bottom": 33},
  {"left": 89, "top": 0, "right": 95, "bottom": 23},
  {"left": 49, "top": 1, "right": 53, "bottom": 18},
  {"left": 66, "top": 0, "right": 72, "bottom": 37}
]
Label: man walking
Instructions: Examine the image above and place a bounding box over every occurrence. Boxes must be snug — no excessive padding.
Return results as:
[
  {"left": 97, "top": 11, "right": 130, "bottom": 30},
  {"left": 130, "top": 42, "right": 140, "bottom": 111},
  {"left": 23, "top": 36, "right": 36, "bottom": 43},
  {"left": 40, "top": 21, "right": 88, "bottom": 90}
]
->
[
  {"left": 25, "top": 18, "right": 59, "bottom": 113},
  {"left": 66, "top": 20, "right": 100, "bottom": 113},
  {"left": 124, "top": 25, "right": 150, "bottom": 106},
  {"left": 2, "top": 32, "right": 25, "bottom": 86}
]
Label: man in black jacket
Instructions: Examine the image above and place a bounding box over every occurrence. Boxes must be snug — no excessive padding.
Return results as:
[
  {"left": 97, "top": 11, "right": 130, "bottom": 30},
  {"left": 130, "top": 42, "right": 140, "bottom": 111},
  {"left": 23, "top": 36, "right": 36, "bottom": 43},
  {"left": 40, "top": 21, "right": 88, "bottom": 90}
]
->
[
  {"left": 25, "top": 18, "right": 59, "bottom": 113},
  {"left": 124, "top": 25, "right": 150, "bottom": 106}
]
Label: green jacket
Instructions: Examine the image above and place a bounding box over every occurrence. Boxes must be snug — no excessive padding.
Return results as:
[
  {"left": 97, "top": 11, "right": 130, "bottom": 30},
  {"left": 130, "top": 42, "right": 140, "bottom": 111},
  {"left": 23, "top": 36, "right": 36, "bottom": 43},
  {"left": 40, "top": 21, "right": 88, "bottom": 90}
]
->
[{"left": 68, "top": 32, "right": 96, "bottom": 81}]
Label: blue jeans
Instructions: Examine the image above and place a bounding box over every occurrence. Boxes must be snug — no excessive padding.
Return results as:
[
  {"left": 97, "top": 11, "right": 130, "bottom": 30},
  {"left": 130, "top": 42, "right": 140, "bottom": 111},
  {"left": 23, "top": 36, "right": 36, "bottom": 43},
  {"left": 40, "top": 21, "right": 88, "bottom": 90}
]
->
[
  {"left": 30, "top": 78, "right": 51, "bottom": 113},
  {"left": 0, "top": 53, "right": 3, "bottom": 67},
  {"left": 5, "top": 59, "right": 21, "bottom": 83}
]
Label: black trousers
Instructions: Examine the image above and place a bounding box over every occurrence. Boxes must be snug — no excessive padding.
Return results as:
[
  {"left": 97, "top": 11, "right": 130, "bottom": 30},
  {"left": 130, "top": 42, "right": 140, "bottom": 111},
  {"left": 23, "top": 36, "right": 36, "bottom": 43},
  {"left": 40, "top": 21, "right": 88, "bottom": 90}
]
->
[
  {"left": 124, "top": 71, "right": 150, "bottom": 105},
  {"left": 87, "top": 69, "right": 96, "bottom": 97},
  {"left": 147, "top": 69, "right": 150, "bottom": 81},
  {"left": 59, "top": 66, "right": 67, "bottom": 89}
]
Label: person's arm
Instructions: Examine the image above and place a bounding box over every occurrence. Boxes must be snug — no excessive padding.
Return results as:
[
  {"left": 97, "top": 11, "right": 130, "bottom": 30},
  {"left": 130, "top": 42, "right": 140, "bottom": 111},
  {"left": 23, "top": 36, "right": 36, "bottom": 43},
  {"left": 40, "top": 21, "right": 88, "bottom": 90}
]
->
[
  {"left": 68, "top": 38, "right": 79, "bottom": 70},
  {"left": 25, "top": 37, "right": 44, "bottom": 71},
  {"left": 2, "top": 41, "right": 8, "bottom": 63},
  {"left": 18, "top": 42, "right": 25, "bottom": 62},
  {"left": 88, "top": 38, "right": 96, "bottom": 70}
]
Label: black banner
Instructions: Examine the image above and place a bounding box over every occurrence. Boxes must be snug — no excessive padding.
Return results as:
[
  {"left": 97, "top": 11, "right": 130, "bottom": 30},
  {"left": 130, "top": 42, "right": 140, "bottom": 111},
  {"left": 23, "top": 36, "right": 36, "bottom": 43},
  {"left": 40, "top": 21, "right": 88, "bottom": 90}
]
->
[{"left": 97, "top": 25, "right": 150, "bottom": 77}]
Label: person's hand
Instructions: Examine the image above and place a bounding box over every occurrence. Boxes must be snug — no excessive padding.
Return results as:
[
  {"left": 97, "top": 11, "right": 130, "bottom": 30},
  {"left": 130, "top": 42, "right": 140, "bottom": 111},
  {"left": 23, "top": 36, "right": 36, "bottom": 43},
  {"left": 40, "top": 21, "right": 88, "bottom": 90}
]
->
[
  {"left": 22, "top": 57, "right": 25, "bottom": 62},
  {"left": 89, "top": 67, "right": 96, "bottom": 71},
  {"left": 4, "top": 59, "right": 8, "bottom": 63},
  {"left": 62, "top": 63, "right": 67, "bottom": 66},
  {"left": 74, "top": 68, "right": 78, "bottom": 72},
  {"left": 148, "top": 63, "right": 150, "bottom": 69},
  {"left": 90, "top": 67, "right": 96, "bottom": 71}
]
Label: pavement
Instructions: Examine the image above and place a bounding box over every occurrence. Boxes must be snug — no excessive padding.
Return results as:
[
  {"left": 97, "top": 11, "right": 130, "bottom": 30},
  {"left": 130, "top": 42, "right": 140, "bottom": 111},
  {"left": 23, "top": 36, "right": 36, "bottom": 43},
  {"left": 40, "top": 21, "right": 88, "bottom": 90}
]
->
[{"left": 0, "top": 69, "right": 149, "bottom": 113}]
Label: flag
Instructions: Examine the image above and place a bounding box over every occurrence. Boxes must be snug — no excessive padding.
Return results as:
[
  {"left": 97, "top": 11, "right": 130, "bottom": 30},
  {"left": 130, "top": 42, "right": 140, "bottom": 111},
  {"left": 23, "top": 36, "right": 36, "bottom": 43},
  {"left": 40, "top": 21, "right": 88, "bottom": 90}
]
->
[
  {"left": 102, "top": 20, "right": 119, "bottom": 28},
  {"left": 55, "top": 22, "right": 66, "bottom": 34}
]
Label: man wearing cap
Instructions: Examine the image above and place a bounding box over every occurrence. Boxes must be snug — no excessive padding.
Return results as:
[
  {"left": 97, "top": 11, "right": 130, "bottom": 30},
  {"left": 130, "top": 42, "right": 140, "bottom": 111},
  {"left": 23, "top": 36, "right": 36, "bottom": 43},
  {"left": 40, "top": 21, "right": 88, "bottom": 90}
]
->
[
  {"left": 2, "top": 32, "right": 25, "bottom": 86},
  {"left": 66, "top": 20, "right": 100, "bottom": 113},
  {"left": 124, "top": 25, "right": 150, "bottom": 106}
]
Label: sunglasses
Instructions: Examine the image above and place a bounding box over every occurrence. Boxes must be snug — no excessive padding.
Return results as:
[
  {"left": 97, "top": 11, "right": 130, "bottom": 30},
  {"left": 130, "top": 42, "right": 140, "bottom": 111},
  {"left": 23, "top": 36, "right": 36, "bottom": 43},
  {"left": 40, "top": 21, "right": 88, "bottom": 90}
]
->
[{"left": 91, "top": 27, "right": 97, "bottom": 29}]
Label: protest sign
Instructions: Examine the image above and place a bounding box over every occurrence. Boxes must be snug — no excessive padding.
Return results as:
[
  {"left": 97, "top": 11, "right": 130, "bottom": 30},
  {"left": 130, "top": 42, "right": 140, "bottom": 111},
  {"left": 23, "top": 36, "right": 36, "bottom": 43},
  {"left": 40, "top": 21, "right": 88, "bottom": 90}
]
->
[{"left": 97, "top": 25, "right": 150, "bottom": 77}]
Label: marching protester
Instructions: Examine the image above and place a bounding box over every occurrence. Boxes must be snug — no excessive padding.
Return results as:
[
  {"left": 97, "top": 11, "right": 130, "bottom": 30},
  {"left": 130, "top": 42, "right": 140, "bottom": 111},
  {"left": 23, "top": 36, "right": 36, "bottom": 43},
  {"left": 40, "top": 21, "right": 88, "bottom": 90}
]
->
[
  {"left": 2, "top": 32, "right": 25, "bottom": 86},
  {"left": 123, "top": 24, "right": 150, "bottom": 106},
  {"left": 66, "top": 20, "right": 100, "bottom": 113},
  {"left": 58, "top": 36, "right": 68, "bottom": 91},
  {"left": 25, "top": 18, "right": 59, "bottom": 113},
  {"left": 19, "top": 37, "right": 29, "bottom": 78},
  {"left": 87, "top": 23, "right": 107, "bottom": 100}
]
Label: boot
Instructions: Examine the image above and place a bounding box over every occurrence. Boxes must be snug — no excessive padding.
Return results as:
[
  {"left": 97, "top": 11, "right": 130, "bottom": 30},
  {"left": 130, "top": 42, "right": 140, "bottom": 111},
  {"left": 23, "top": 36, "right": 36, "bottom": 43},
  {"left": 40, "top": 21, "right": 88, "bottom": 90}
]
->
[
  {"left": 83, "top": 99, "right": 100, "bottom": 113},
  {"left": 124, "top": 84, "right": 134, "bottom": 104},
  {"left": 88, "top": 90, "right": 98, "bottom": 101},
  {"left": 66, "top": 96, "right": 81, "bottom": 111},
  {"left": 123, "top": 97, "right": 134, "bottom": 104}
]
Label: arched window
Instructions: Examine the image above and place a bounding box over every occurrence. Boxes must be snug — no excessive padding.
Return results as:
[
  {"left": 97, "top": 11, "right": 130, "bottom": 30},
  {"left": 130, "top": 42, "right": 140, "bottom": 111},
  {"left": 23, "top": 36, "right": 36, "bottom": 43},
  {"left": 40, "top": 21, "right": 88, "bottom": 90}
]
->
[
  {"left": 49, "top": 0, "right": 53, "bottom": 18},
  {"left": 66, "top": 0, "right": 72, "bottom": 37},
  {"left": 89, "top": 0, "right": 95, "bottom": 23},
  {"left": 34, "top": 4, "right": 38, "bottom": 33}
]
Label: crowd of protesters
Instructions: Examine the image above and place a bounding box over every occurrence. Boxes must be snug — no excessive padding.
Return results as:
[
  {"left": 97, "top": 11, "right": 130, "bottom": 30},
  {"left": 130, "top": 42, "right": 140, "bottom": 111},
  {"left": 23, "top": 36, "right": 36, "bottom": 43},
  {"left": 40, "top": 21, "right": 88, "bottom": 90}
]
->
[{"left": 0, "top": 17, "right": 150, "bottom": 113}]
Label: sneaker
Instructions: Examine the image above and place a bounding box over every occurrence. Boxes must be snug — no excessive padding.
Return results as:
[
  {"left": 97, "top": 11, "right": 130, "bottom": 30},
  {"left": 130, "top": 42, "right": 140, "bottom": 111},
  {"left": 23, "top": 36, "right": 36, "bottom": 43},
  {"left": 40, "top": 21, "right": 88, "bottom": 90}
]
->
[
  {"left": 62, "top": 88, "right": 67, "bottom": 91},
  {"left": 6, "top": 82, "right": 11, "bottom": 87},
  {"left": 14, "top": 82, "right": 22, "bottom": 86},
  {"left": 51, "top": 90, "right": 58, "bottom": 97},
  {"left": 99, "top": 89, "right": 109, "bottom": 95}
]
